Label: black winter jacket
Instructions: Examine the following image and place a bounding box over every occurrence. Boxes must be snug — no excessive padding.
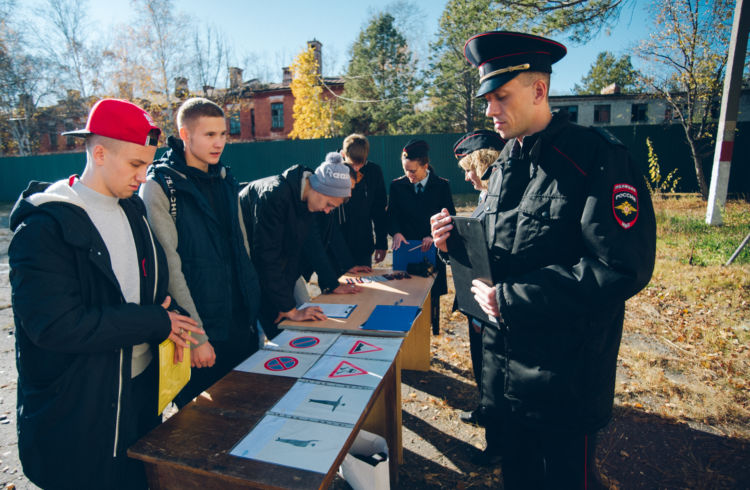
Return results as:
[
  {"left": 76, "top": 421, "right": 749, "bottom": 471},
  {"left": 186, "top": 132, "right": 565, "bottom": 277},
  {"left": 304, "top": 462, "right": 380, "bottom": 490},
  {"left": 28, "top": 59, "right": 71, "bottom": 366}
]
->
[
  {"left": 239, "top": 165, "right": 312, "bottom": 336},
  {"left": 301, "top": 211, "right": 355, "bottom": 293},
  {"left": 9, "top": 180, "right": 172, "bottom": 489},
  {"left": 145, "top": 137, "right": 260, "bottom": 341},
  {"left": 341, "top": 161, "right": 388, "bottom": 265},
  {"left": 479, "top": 112, "right": 656, "bottom": 433}
]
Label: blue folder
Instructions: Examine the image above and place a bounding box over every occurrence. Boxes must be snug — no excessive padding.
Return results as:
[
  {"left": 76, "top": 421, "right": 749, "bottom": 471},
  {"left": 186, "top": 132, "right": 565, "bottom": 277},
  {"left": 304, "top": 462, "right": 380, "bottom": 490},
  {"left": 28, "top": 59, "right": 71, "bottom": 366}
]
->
[
  {"left": 361, "top": 305, "right": 421, "bottom": 332},
  {"left": 393, "top": 240, "right": 437, "bottom": 271}
]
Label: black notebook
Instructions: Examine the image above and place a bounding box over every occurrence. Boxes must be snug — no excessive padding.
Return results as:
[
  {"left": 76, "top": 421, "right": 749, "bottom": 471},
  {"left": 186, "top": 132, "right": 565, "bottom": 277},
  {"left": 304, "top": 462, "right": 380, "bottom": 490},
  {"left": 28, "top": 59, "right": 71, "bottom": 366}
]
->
[{"left": 448, "top": 216, "right": 498, "bottom": 325}]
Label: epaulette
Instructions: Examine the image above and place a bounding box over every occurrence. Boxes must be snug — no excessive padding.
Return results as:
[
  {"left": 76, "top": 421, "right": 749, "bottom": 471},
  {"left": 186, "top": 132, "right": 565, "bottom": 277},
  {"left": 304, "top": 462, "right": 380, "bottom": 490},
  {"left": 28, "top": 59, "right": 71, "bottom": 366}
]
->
[{"left": 590, "top": 126, "right": 626, "bottom": 148}]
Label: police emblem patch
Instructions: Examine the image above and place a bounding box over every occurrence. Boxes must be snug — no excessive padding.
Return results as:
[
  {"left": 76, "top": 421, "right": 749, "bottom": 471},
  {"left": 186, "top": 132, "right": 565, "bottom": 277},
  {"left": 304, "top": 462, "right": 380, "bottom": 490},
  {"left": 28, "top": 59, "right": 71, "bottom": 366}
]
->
[{"left": 612, "top": 183, "right": 638, "bottom": 229}]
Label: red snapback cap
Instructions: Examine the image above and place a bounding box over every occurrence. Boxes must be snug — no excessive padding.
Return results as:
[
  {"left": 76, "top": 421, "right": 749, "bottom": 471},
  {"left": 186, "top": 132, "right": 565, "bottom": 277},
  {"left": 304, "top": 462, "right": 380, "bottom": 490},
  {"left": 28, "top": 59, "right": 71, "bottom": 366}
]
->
[{"left": 62, "top": 98, "right": 161, "bottom": 146}]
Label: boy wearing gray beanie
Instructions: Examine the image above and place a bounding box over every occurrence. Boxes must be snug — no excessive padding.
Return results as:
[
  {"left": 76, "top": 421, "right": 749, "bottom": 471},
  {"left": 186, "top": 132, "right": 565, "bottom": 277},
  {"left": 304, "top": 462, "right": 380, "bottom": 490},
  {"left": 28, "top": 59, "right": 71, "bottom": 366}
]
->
[{"left": 239, "top": 152, "right": 353, "bottom": 337}]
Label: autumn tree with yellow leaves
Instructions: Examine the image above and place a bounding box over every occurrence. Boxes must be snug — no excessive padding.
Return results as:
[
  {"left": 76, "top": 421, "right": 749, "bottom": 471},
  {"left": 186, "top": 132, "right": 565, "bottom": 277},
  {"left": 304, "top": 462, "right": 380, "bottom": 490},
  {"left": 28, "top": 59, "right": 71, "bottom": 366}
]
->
[{"left": 288, "top": 45, "right": 340, "bottom": 139}]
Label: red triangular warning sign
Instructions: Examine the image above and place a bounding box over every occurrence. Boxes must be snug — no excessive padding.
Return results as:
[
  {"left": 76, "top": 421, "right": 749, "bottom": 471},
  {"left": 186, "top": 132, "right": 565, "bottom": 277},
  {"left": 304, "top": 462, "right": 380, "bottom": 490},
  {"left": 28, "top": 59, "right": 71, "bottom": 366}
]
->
[
  {"left": 349, "top": 340, "right": 383, "bottom": 355},
  {"left": 329, "top": 360, "right": 368, "bottom": 378}
]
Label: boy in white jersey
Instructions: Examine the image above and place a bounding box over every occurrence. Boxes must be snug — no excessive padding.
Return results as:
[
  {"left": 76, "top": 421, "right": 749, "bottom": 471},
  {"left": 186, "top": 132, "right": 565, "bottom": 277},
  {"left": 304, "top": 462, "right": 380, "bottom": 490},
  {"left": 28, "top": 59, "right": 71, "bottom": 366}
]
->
[{"left": 9, "top": 99, "right": 203, "bottom": 489}]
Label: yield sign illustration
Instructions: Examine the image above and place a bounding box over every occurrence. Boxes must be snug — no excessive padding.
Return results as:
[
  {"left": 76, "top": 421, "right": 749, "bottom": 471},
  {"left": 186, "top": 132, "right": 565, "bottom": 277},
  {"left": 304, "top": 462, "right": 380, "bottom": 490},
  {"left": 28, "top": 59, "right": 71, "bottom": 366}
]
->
[
  {"left": 349, "top": 340, "right": 383, "bottom": 355},
  {"left": 329, "top": 360, "right": 368, "bottom": 378}
]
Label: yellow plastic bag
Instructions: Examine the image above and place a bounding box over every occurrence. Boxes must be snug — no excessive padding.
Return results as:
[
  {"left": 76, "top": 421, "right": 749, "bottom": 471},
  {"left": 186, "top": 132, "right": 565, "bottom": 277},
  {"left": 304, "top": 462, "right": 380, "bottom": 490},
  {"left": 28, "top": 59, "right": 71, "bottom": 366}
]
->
[{"left": 157, "top": 338, "right": 190, "bottom": 414}]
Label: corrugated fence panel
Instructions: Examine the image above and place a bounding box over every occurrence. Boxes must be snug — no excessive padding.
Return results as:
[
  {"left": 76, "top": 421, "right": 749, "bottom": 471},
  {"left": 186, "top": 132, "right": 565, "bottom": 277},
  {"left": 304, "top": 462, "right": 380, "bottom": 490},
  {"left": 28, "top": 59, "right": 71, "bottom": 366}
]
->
[{"left": 1, "top": 127, "right": 747, "bottom": 202}]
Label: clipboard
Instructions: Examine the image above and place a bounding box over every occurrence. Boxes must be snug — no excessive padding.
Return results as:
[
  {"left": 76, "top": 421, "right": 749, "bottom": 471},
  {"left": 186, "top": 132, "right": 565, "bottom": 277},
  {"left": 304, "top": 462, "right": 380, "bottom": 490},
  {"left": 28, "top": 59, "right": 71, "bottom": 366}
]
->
[
  {"left": 447, "top": 216, "right": 497, "bottom": 325},
  {"left": 392, "top": 240, "right": 437, "bottom": 271}
]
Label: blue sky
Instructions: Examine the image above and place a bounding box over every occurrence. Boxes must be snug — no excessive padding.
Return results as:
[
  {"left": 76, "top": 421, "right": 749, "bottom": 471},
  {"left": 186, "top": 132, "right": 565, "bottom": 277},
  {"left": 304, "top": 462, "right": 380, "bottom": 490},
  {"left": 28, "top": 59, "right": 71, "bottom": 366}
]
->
[{"left": 85, "top": 0, "right": 652, "bottom": 95}]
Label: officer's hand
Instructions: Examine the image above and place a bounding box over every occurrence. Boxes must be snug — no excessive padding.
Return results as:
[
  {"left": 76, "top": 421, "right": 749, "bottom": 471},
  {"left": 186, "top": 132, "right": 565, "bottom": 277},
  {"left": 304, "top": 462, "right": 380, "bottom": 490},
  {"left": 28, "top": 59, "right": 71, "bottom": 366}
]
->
[
  {"left": 421, "top": 236, "right": 433, "bottom": 252},
  {"left": 373, "top": 249, "right": 387, "bottom": 263},
  {"left": 276, "top": 306, "right": 328, "bottom": 323},
  {"left": 191, "top": 341, "right": 216, "bottom": 368},
  {"left": 392, "top": 233, "right": 407, "bottom": 250},
  {"left": 470, "top": 279, "right": 500, "bottom": 319},
  {"left": 430, "top": 209, "right": 453, "bottom": 253},
  {"left": 332, "top": 283, "right": 362, "bottom": 294}
]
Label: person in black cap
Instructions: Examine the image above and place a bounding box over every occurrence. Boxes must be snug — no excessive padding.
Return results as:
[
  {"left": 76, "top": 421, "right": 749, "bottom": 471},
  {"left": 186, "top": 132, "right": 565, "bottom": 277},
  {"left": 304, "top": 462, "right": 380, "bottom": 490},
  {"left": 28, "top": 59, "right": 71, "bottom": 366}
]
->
[
  {"left": 240, "top": 152, "right": 353, "bottom": 339},
  {"left": 8, "top": 99, "right": 202, "bottom": 489},
  {"left": 431, "top": 31, "right": 656, "bottom": 488},
  {"left": 387, "top": 139, "right": 455, "bottom": 334},
  {"left": 450, "top": 129, "right": 504, "bottom": 427}
]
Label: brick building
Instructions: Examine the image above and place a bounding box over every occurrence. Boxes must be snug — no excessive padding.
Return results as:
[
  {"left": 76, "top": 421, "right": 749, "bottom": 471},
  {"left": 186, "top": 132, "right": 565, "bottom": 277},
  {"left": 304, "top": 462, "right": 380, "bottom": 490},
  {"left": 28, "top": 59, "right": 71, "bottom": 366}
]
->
[{"left": 30, "top": 40, "right": 343, "bottom": 154}]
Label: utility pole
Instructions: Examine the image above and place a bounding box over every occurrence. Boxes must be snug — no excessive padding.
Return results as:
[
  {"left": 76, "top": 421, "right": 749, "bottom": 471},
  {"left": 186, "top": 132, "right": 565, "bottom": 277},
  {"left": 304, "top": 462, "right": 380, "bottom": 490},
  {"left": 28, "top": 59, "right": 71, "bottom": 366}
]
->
[{"left": 706, "top": 0, "right": 750, "bottom": 225}]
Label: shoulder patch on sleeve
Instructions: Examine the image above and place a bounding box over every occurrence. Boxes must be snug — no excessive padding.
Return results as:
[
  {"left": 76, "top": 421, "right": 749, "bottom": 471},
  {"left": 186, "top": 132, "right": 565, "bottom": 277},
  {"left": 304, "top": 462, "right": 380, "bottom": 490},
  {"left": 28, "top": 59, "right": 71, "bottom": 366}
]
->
[
  {"left": 612, "top": 183, "right": 639, "bottom": 229},
  {"left": 591, "top": 126, "right": 625, "bottom": 147}
]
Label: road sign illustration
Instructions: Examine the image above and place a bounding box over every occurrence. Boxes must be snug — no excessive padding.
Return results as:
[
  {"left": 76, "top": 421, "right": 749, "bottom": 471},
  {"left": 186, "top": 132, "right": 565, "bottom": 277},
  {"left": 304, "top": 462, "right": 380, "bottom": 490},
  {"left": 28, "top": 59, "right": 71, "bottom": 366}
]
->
[
  {"left": 309, "top": 395, "right": 345, "bottom": 411},
  {"left": 270, "top": 380, "right": 374, "bottom": 425},
  {"left": 275, "top": 437, "right": 317, "bottom": 447},
  {"left": 289, "top": 336, "right": 320, "bottom": 349},
  {"left": 235, "top": 349, "right": 320, "bottom": 378},
  {"left": 326, "top": 336, "right": 403, "bottom": 362},
  {"left": 265, "top": 356, "right": 299, "bottom": 371},
  {"left": 349, "top": 340, "right": 383, "bottom": 355},
  {"left": 329, "top": 360, "right": 368, "bottom": 378},
  {"left": 264, "top": 330, "right": 340, "bottom": 355}
]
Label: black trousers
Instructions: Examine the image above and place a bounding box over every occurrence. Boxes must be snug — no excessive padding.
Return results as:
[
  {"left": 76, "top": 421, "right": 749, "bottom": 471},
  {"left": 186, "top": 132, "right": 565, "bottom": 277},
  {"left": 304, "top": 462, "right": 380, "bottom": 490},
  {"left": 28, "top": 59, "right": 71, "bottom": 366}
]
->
[{"left": 500, "top": 421, "right": 600, "bottom": 490}]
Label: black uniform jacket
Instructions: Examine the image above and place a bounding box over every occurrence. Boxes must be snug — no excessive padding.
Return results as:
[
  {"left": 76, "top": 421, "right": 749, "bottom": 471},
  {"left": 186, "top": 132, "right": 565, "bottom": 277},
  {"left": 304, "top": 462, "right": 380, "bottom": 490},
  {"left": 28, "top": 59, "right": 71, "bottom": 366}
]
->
[
  {"left": 240, "top": 165, "right": 311, "bottom": 336},
  {"left": 480, "top": 112, "right": 656, "bottom": 433},
  {"left": 341, "top": 161, "right": 388, "bottom": 265},
  {"left": 9, "top": 180, "right": 172, "bottom": 489},
  {"left": 388, "top": 169, "right": 456, "bottom": 296}
]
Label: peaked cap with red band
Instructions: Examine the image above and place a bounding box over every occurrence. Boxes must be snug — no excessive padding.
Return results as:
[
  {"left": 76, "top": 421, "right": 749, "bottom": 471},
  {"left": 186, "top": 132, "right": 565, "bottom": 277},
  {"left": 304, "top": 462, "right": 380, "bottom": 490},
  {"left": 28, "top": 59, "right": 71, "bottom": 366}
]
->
[
  {"left": 62, "top": 98, "right": 161, "bottom": 146},
  {"left": 464, "top": 31, "right": 567, "bottom": 98},
  {"left": 453, "top": 129, "right": 505, "bottom": 159}
]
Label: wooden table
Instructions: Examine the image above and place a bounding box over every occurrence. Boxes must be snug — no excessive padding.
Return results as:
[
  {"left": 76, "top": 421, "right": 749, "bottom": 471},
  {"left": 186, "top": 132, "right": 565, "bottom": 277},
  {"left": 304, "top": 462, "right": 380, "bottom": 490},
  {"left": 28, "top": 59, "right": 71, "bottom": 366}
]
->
[
  {"left": 281, "top": 269, "right": 435, "bottom": 372},
  {"left": 129, "top": 360, "right": 400, "bottom": 489}
]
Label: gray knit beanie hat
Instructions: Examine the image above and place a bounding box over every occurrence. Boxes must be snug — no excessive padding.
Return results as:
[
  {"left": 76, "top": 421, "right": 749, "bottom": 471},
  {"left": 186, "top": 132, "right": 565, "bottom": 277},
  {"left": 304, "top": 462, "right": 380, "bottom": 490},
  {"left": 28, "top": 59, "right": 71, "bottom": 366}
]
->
[{"left": 309, "top": 152, "right": 352, "bottom": 198}]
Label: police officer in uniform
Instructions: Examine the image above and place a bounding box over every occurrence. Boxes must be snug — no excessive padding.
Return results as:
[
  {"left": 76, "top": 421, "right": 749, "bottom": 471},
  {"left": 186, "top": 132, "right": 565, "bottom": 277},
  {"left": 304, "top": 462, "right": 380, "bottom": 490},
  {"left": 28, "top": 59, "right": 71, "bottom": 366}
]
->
[{"left": 431, "top": 31, "right": 656, "bottom": 488}]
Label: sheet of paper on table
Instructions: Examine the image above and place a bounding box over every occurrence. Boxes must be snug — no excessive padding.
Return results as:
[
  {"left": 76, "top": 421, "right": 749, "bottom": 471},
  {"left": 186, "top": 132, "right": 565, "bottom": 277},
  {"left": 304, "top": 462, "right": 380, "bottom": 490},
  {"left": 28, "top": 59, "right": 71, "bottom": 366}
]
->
[
  {"left": 230, "top": 414, "right": 353, "bottom": 474},
  {"left": 325, "top": 335, "right": 403, "bottom": 362},
  {"left": 265, "top": 330, "right": 341, "bottom": 355},
  {"left": 269, "top": 379, "right": 374, "bottom": 426},
  {"left": 234, "top": 349, "right": 320, "bottom": 378},
  {"left": 298, "top": 302, "right": 357, "bottom": 319},
  {"left": 303, "top": 355, "right": 391, "bottom": 389}
]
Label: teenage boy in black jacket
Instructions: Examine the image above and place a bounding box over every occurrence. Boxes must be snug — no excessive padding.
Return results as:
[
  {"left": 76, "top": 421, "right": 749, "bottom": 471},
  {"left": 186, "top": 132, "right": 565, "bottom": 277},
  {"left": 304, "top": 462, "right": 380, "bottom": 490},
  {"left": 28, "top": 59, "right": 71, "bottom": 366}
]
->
[
  {"left": 339, "top": 133, "right": 388, "bottom": 266},
  {"left": 141, "top": 97, "right": 261, "bottom": 407},
  {"left": 9, "top": 99, "right": 202, "bottom": 489},
  {"left": 240, "top": 152, "right": 353, "bottom": 338}
]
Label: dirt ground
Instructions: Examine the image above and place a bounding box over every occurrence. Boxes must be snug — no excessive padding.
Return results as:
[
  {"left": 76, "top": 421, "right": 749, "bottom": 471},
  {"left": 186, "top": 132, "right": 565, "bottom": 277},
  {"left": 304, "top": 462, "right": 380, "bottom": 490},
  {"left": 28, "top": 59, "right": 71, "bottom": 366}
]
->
[{"left": 0, "top": 200, "right": 748, "bottom": 489}]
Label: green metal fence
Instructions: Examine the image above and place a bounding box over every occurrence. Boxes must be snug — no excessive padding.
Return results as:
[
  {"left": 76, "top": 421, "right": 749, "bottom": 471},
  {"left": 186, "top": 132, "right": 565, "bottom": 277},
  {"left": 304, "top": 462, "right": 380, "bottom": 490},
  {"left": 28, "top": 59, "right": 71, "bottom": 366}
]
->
[{"left": 1, "top": 126, "right": 747, "bottom": 202}]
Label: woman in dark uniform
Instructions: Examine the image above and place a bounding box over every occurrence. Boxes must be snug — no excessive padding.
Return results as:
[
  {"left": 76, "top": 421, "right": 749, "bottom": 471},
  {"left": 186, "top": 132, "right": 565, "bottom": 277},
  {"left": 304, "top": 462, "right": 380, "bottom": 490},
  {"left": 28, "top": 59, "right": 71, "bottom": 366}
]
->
[
  {"left": 451, "top": 130, "right": 504, "bottom": 426},
  {"left": 387, "top": 139, "right": 455, "bottom": 334}
]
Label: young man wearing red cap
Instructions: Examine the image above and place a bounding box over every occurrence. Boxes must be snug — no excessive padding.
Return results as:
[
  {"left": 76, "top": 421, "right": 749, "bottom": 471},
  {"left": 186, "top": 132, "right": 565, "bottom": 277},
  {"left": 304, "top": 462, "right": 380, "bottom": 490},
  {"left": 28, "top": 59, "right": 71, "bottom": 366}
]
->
[
  {"left": 431, "top": 31, "right": 657, "bottom": 488},
  {"left": 140, "top": 97, "right": 261, "bottom": 408},
  {"left": 8, "top": 99, "right": 202, "bottom": 489}
]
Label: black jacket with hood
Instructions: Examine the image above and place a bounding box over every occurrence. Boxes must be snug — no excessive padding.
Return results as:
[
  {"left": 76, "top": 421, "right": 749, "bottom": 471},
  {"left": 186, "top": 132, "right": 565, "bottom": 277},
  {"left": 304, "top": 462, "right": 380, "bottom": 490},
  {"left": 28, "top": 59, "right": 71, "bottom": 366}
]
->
[
  {"left": 143, "top": 136, "right": 260, "bottom": 343},
  {"left": 239, "top": 165, "right": 312, "bottom": 337},
  {"left": 9, "top": 179, "right": 172, "bottom": 489}
]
